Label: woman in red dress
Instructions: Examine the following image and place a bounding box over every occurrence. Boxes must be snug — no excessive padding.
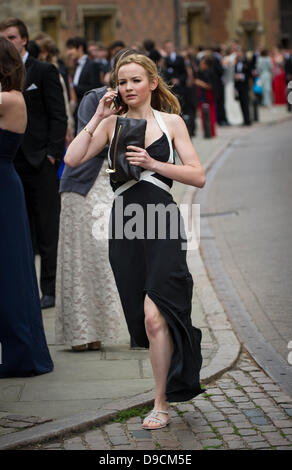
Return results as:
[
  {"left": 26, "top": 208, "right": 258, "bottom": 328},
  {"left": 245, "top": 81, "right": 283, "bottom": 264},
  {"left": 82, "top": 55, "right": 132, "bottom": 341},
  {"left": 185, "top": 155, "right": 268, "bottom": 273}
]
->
[
  {"left": 195, "top": 56, "right": 217, "bottom": 137},
  {"left": 272, "top": 48, "right": 287, "bottom": 105}
]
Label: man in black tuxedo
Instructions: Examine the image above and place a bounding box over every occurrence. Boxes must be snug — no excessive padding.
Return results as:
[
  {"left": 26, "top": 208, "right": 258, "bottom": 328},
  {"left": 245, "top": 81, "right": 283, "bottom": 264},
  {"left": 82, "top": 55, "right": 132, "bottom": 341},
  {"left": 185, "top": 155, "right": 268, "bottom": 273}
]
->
[
  {"left": 212, "top": 48, "right": 229, "bottom": 126},
  {"left": 163, "top": 40, "right": 187, "bottom": 110},
  {"left": 0, "top": 18, "right": 67, "bottom": 309},
  {"left": 234, "top": 49, "right": 252, "bottom": 126},
  {"left": 66, "top": 37, "right": 102, "bottom": 132}
]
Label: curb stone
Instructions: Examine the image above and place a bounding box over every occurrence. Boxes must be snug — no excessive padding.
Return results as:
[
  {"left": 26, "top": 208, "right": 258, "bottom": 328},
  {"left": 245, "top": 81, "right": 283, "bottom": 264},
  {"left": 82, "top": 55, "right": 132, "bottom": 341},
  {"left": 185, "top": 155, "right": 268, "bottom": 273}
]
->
[{"left": 0, "top": 392, "right": 155, "bottom": 450}]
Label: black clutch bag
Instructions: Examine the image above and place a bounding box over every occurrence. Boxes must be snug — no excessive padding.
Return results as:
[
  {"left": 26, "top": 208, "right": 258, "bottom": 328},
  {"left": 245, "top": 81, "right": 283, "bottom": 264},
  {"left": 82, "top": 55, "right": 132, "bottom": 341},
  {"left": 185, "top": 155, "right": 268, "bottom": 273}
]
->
[{"left": 106, "top": 116, "right": 147, "bottom": 183}]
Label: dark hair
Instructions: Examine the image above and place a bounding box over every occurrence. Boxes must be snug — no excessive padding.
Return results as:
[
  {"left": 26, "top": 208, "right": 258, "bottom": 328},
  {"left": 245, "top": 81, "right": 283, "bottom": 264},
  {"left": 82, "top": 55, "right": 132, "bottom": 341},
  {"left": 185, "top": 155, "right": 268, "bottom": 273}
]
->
[
  {"left": 213, "top": 46, "right": 222, "bottom": 54},
  {"left": 109, "top": 40, "right": 125, "bottom": 51},
  {"left": 261, "top": 49, "right": 269, "bottom": 57},
  {"left": 66, "top": 37, "right": 87, "bottom": 54},
  {"left": 0, "top": 37, "right": 25, "bottom": 91},
  {"left": 143, "top": 39, "right": 155, "bottom": 51},
  {"left": 201, "top": 56, "right": 213, "bottom": 68},
  {"left": 27, "top": 40, "right": 40, "bottom": 58},
  {"left": 0, "top": 17, "right": 29, "bottom": 48}
]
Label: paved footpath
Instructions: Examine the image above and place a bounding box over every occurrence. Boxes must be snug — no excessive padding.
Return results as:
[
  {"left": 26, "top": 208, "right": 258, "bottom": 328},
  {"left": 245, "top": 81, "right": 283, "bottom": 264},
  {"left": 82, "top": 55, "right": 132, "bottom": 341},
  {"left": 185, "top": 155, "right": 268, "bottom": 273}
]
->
[
  {"left": 18, "top": 351, "right": 292, "bottom": 450},
  {"left": 0, "top": 106, "right": 291, "bottom": 451}
]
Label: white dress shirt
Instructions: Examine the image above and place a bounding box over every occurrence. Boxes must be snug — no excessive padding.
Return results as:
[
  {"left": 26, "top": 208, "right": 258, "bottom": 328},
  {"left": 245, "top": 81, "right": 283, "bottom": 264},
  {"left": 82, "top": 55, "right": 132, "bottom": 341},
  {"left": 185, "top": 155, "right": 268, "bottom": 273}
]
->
[
  {"left": 22, "top": 51, "right": 29, "bottom": 64},
  {"left": 73, "top": 55, "right": 88, "bottom": 86}
]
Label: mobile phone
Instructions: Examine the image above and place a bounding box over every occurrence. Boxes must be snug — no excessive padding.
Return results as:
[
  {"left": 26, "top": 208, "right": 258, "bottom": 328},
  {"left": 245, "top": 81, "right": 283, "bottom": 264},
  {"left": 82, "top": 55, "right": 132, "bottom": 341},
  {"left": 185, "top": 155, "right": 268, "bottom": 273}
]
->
[{"left": 113, "top": 87, "right": 122, "bottom": 109}]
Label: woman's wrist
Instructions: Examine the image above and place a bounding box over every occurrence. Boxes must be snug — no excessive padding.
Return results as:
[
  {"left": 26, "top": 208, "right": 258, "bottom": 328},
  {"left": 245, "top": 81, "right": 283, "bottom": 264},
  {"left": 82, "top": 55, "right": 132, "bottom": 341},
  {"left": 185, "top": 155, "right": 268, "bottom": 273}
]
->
[
  {"left": 150, "top": 159, "right": 162, "bottom": 173},
  {"left": 93, "top": 111, "right": 105, "bottom": 121},
  {"left": 84, "top": 113, "right": 103, "bottom": 134}
]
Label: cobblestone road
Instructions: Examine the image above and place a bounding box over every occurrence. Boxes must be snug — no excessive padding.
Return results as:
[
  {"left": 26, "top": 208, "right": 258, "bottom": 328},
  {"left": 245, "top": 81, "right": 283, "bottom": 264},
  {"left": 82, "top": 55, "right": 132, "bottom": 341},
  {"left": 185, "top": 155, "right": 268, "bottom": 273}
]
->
[{"left": 19, "top": 351, "right": 292, "bottom": 451}]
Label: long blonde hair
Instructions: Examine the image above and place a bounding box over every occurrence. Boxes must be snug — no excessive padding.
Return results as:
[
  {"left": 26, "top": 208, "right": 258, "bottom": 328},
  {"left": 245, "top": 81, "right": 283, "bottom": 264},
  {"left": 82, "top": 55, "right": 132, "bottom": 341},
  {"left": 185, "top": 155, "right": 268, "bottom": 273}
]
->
[{"left": 115, "top": 52, "right": 181, "bottom": 115}]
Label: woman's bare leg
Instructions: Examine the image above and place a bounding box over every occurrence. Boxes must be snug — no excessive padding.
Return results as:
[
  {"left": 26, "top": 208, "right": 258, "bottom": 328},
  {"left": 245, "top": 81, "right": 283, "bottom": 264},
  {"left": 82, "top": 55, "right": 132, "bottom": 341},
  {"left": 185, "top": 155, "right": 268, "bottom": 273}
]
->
[{"left": 143, "top": 294, "right": 174, "bottom": 428}]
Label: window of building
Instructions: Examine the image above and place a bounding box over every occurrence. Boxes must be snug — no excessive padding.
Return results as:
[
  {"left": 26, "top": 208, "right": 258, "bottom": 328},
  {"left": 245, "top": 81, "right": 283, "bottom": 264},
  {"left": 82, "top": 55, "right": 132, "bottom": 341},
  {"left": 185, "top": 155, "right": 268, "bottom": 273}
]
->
[
  {"left": 244, "top": 30, "right": 256, "bottom": 51},
  {"left": 187, "top": 11, "right": 205, "bottom": 47},
  {"left": 41, "top": 16, "right": 59, "bottom": 43},
  {"left": 84, "top": 15, "right": 114, "bottom": 45},
  {"left": 280, "top": 0, "right": 292, "bottom": 48}
]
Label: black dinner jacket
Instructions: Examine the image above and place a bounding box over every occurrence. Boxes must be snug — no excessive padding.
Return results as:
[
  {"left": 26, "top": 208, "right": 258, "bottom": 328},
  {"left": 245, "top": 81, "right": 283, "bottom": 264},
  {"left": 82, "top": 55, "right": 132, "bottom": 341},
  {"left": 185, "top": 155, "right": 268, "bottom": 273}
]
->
[
  {"left": 74, "top": 58, "right": 102, "bottom": 106},
  {"left": 164, "top": 53, "right": 187, "bottom": 86},
  {"left": 19, "top": 55, "right": 67, "bottom": 168},
  {"left": 234, "top": 59, "right": 251, "bottom": 91},
  {"left": 285, "top": 54, "right": 292, "bottom": 81}
]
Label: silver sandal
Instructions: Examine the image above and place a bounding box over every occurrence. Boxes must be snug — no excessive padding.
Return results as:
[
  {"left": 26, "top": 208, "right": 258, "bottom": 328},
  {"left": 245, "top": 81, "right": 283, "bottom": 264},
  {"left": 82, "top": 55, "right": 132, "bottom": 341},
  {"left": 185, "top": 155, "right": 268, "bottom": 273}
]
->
[{"left": 142, "top": 409, "right": 171, "bottom": 430}]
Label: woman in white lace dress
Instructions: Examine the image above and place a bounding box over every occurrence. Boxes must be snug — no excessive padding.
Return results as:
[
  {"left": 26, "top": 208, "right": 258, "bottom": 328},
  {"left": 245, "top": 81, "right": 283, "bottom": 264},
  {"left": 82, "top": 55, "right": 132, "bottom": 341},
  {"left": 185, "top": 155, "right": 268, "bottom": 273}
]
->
[
  {"left": 222, "top": 50, "right": 242, "bottom": 125},
  {"left": 257, "top": 50, "right": 273, "bottom": 107},
  {"left": 55, "top": 87, "right": 121, "bottom": 351}
]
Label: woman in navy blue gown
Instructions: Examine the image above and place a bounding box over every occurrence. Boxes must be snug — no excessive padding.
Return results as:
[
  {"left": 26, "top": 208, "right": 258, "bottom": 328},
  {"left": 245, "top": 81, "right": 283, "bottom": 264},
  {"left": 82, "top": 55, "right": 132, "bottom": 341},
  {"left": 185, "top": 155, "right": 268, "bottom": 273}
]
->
[{"left": 0, "top": 37, "right": 53, "bottom": 377}]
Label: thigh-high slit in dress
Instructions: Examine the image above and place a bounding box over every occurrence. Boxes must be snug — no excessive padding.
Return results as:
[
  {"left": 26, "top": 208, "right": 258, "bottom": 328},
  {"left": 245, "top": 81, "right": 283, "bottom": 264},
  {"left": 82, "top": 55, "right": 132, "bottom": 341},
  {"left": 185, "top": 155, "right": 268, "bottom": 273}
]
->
[{"left": 108, "top": 110, "right": 203, "bottom": 402}]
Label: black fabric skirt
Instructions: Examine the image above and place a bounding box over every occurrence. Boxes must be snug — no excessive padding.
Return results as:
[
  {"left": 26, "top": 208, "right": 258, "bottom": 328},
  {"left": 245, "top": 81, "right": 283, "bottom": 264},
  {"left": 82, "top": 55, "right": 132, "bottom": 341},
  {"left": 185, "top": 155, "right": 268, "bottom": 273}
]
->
[{"left": 109, "top": 181, "right": 203, "bottom": 402}]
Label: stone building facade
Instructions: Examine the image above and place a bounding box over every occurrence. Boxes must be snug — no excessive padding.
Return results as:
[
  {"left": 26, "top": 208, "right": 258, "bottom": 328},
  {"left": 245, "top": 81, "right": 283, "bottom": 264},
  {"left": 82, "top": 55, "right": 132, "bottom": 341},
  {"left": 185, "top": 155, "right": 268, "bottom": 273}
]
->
[{"left": 1, "top": 0, "right": 291, "bottom": 54}]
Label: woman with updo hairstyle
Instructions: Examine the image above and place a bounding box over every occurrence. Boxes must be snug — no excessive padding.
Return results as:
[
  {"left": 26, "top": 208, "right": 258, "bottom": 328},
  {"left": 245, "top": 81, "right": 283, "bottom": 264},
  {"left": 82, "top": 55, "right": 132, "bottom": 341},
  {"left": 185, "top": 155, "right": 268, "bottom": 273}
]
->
[
  {"left": 0, "top": 37, "right": 53, "bottom": 377},
  {"left": 64, "top": 51, "right": 205, "bottom": 430}
]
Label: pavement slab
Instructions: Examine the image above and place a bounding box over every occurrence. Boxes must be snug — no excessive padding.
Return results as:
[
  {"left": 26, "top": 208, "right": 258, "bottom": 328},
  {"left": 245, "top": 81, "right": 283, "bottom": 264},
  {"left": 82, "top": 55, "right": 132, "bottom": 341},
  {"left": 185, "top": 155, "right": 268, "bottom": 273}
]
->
[{"left": 8, "top": 351, "right": 292, "bottom": 451}]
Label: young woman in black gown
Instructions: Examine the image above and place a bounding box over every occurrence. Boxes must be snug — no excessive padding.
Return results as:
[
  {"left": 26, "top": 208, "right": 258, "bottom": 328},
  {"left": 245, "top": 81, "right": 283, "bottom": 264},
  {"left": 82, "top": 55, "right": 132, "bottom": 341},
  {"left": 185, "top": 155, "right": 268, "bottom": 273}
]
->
[
  {"left": 64, "top": 52, "right": 205, "bottom": 430},
  {"left": 0, "top": 37, "right": 53, "bottom": 377}
]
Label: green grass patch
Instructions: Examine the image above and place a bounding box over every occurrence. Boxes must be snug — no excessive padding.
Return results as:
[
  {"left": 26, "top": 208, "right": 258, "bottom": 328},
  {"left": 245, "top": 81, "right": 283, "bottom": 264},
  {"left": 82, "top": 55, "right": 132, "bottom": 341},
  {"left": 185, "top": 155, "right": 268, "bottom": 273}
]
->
[
  {"left": 111, "top": 405, "right": 153, "bottom": 423},
  {"left": 227, "top": 398, "right": 235, "bottom": 404},
  {"left": 235, "top": 385, "right": 243, "bottom": 391},
  {"left": 232, "top": 425, "right": 242, "bottom": 437},
  {"left": 203, "top": 393, "right": 213, "bottom": 399}
]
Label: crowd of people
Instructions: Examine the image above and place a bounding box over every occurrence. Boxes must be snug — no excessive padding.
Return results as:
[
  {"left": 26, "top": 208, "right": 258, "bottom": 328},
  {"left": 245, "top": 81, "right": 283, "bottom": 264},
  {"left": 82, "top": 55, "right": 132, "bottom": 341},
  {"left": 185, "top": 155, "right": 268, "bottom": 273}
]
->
[
  {"left": 0, "top": 16, "right": 291, "bottom": 428},
  {"left": 22, "top": 34, "right": 292, "bottom": 139}
]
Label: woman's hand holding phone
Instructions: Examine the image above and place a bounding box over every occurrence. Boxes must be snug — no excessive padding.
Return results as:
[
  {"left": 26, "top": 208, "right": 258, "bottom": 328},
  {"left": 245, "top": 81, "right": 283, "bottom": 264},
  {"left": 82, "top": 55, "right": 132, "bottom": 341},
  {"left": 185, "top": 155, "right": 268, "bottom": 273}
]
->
[
  {"left": 113, "top": 87, "right": 122, "bottom": 110},
  {"left": 95, "top": 89, "right": 121, "bottom": 119}
]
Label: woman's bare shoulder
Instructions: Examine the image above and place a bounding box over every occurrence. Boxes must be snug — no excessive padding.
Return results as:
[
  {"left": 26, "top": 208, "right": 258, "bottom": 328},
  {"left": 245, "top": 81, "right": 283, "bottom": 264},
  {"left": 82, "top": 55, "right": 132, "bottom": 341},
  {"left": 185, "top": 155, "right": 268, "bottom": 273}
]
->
[
  {"left": 0, "top": 91, "right": 26, "bottom": 132},
  {"left": 159, "top": 112, "right": 185, "bottom": 138},
  {"left": 160, "top": 111, "right": 184, "bottom": 125},
  {"left": 1, "top": 91, "right": 17, "bottom": 109},
  {"left": 1, "top": 91, "right": 26, "bottom": 116}
]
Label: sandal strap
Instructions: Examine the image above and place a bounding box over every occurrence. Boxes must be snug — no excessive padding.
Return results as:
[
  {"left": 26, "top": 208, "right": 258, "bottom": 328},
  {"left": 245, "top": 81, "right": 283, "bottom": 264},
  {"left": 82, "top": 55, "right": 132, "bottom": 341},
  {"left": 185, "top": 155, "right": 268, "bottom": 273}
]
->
[
  {"left": 143, "top": 409, "right": 169, "bottom": 425},
  {"left": 144, "top": 416, "right": 164, "bottom": 425},
  {"left": 154, "top": 409, "right": 169, "bottom": 415}
]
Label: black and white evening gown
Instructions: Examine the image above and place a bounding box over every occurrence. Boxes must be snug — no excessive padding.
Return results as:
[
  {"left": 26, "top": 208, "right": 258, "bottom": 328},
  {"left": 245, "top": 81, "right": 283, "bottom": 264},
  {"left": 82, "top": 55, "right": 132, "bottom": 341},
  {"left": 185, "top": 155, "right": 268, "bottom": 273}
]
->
[{"left": 108, "top": 109, "right": 203, "bottom": 402}]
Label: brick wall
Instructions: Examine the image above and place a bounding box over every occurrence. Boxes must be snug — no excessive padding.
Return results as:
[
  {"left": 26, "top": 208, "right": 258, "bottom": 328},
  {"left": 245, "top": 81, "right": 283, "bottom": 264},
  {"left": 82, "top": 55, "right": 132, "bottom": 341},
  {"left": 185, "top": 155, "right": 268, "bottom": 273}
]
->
[
  {"left": 2, "top": 0, "right": 281, "bottom": 53},
  {"left": 40, "top": 0, "right": 175, "bottom": 51},
  {"left": 208, "top": 0, "right": 231, "bottom": 45}
]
